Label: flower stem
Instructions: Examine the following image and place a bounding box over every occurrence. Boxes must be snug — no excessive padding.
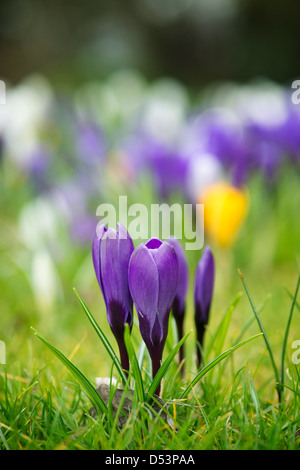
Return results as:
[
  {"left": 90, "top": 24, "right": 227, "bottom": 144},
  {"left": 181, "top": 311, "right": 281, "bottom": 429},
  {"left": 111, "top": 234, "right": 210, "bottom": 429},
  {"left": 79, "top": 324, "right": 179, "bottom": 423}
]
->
[
  {"left": 174, "top": 315, "right": 185, "bottom": 377},
  {"left": 117, "top": 336, "right": 130, "bottom": 379},
  {"left": 196, "top": 322, "right": 206, "bottom": 369},
  {"left": 151, "top": 355, "right": 162, "bottom": 396}
]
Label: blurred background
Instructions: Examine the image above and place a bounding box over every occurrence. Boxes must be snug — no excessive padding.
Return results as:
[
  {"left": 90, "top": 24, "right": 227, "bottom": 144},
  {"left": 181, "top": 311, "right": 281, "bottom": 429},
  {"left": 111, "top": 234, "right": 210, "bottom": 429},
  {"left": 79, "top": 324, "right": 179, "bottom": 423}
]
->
[
  {"left": 0, "top": 0, "right": 299, "bottom": 389},
  {"left": 1, "top": 0, "right": 300, "bottom": 88}
]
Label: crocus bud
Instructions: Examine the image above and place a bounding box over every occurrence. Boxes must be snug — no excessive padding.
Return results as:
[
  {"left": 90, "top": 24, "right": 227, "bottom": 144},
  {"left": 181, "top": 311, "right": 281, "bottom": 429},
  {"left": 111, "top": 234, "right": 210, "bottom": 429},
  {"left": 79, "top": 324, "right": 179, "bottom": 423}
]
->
[
  {"left": 92, "top": 222, "right": 134, "bottom": 376},
  {"left": 128, "top": 238, "right": 178, "bottom": 395},
  {"left": 194, "top": 246, "right": 215, "bottom": 368},
  {"left": 168, "top": 237, "right": 189, "bottom": 375}
]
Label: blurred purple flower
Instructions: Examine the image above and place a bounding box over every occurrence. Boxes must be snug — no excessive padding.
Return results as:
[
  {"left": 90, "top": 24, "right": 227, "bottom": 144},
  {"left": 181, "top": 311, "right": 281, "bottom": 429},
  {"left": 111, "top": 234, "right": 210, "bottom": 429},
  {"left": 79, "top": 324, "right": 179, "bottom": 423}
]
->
[
  {"left": 71, "top": 213, "right": 98, "bottom": 245},
  {"left": 76, "top": 122, "right": 106, "bottom": 164},
  {"left": 92, "top": 223, "right": 134, "bottom": 375},
  {"left": 26, "top": 147, "right": 51, "bottom": 192},
  {"left": 192, "top": 110, "right": 247, "bottom": 167},
  {"left": 151, "top": 151, "right": 189, "bottom": 200},
  {"left": 128, "top": 238, "right": 178, "bottom": 394},
  {"left": 123, "top": 132, "right": 188, "bottom": 200},
  {"left": 245, "top": 96, "right": 300, "bottom": 170},
  {"left": 250, "top": 139, "right": 283, "bottom": 182},
  {"left": 277, "top": 103, "right": 300, "bottom": 155},
  {"left": 168, "top": 237, "right": 189, "bottom": 374},
  {"left": 194, "top": 246, "right": 215, "bottom": 368}
]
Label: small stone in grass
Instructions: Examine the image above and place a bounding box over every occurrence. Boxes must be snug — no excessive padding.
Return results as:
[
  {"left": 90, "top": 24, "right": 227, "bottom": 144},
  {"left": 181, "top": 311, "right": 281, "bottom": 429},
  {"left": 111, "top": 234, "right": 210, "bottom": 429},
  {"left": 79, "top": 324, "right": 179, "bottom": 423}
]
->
[{"left": 89, "top": 382, "right": 178, "bottom": 431}]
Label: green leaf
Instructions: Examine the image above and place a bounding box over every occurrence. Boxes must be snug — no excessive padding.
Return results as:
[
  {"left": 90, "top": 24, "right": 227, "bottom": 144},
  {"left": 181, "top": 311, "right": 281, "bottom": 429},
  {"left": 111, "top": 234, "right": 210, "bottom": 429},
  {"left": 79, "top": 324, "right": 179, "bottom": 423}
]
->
[
  {"left": 206, "top": 292, "right": 242, "bottom": 359},
  {"left": 31, "top": 327, "right": 108, "bottom": 416},
  {"left": 124, "top": 323, "right": 145, "bottom": 403},
  {"left": 73, "top": 287, "right": 127, "bottom": 384},
  {"left": 146, "top": 331, "right": 192, "bottom": 403},
  {"left": 180, "top": 333, "right": 262, "bottom": 399}
]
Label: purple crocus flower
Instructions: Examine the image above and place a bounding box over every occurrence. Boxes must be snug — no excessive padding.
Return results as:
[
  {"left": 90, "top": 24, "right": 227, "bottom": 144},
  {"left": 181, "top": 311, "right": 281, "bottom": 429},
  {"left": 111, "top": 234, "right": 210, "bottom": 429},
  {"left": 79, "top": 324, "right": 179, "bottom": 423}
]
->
[
  {"left": 76, "top": 121, "right": 106, "bottom": 164},
  {"left": 128, "top": 238, "right": 179, "bottom": 395},
  {"left": 149, "top": 150, "right": 189, "bottom": 200},
  {"left": 122, "top": 132, "right": 189, "bottom": 200},
  {"left": 71, "top": 213, "right": 98, "bottom": 245},
  {"left": 26, "top": 146, "right": 51, "bottom": 193},
  {"left": 194, "top": 246, "right": 215, "bottom": 368},
  {"left": 168, "top": 237, "right": 189, "bottom": 375},
  {"left": 92, "top": 223, "right": 134, "bottom": 376}
]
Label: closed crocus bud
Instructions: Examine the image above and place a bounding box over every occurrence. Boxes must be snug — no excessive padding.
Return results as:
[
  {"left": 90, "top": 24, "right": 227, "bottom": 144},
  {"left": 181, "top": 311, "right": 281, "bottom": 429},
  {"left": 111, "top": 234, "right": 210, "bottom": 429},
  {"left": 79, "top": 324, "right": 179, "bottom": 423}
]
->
[
  {"left": 194, "top": 246, "right": 215, "bottom": 368},
  {"left": 92, "top": 222, "right": 134, "bottom": 376},
  {"left": 128, "top": 238, "right": 178, "bottom": 395},
  {"left": 168, "top": 237, "right": 189, "bottom": 375}
]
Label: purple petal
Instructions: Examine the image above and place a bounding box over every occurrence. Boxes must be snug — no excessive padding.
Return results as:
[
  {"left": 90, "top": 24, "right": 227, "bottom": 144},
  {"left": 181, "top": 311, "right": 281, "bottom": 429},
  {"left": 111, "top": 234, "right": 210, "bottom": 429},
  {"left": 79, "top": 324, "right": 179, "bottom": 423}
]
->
[
  {"left": 153, "top": 241, "right": 179, "bottom": 342},
  {"left": 168, "top": 237, "right": 189, "bottom": 315},
  {"left": 194, "top": 246, "right": 215, "bottom": 323},
  {"left": 128, "top": 244, "right": 159, "bottom": 335},
  {"left": 100, "top": 225, "right": 133, "bottom": 325},
  {"left": 93, "top": 223, "right": 133, "bottom": 332},
  {"left": 117, "top": 223, "right": 135, "bottom": 318},
  {"left": 92, "top": 224, "right": 107, "bottom": 294}
]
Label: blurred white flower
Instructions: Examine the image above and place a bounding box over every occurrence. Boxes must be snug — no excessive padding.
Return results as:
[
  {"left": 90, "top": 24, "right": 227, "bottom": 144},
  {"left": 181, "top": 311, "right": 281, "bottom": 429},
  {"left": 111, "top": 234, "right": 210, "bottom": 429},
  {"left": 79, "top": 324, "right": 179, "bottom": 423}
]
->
[
  {"left": 236, "top": 83, "right": 288, "bottom": 129},
  {"left": 186, "top": 152, "right": 223, "bottom": 203},
  {"left": 140, "top": 78, "right": 188, "bottom": 145},
  {"left": 208, "top": 81, "right": 288, "bottom": 129},
  {"left": 18, "top": 196, "right": 63, "bottom": 312},
  {"left": 0, "top": 74, "right": 53, "bottom": 166},
  {"left": 31, "top": 249, "right": 62, "bottom": 314},
  {"left": 18, "top": 196, "right": 61, "bottom": 252}
]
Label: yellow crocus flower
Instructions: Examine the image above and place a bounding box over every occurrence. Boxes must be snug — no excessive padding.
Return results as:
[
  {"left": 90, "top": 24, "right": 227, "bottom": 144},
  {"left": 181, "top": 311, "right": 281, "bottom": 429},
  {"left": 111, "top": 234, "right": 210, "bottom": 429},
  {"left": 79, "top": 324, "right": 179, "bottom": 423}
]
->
[{"left": 201, "top": 182, "right": 249, "bottom": 248}]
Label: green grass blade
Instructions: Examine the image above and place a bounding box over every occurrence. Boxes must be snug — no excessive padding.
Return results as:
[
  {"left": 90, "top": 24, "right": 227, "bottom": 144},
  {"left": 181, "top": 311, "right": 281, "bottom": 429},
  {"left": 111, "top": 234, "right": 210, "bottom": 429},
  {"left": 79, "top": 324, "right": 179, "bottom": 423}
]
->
[
  {"left": 124, "top": 323, "right": 145, "bottom": 403},
  {"left": 280, "top": 383, "right": 300, "bottom": 398},
  {"left": 146, "top": 330, "right": 191, "bottom": 402},
  {"left": 137, "top": 340, "right": 147, "bottom": 371},
  {"left": 180, "top": 333, "right": 262, "bottom": 399},
  {"left": 248, "top": 374, "right": 265, "bottom": 439},
  {"left": 0, "top": 426, "right": 10, "bottom": 450},
  {"left": 285, "top": 287, "right": 300, "bottom": 313},
  {"left": 280, "top": 273, "right": 300, "bottom": 395},
  {"left": 233, "top": 293, "right": 271, "bottom": 345},
  {"left": 73, "top": 287, "right": 127, "bottom": 384},
  {"left": 238, "top": 269, "right": 281, "bottom": 402},
  {"left": 31, "top": 327, "right": 108, "bottom": 416},
  {"left": 206, "top": 292, "right": 242, "bottom": 359}
]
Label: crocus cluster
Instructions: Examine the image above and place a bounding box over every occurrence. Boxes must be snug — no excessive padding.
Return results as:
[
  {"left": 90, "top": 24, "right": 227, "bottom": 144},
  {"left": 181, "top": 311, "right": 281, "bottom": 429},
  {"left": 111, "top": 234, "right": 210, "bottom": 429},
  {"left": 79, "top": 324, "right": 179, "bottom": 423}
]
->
[{"left": 92, "top": 223, "right": 215, "bottom": 396}]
